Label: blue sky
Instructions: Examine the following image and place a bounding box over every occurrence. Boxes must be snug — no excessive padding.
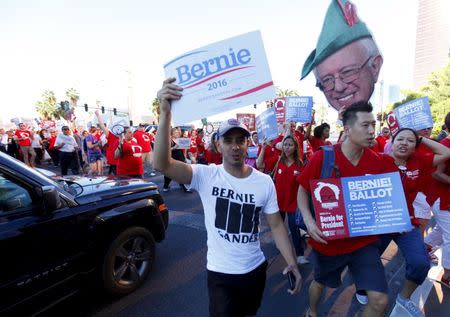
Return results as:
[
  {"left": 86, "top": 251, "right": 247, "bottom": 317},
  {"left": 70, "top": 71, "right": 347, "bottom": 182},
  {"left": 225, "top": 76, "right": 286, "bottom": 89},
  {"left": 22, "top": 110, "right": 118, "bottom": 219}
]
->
[{"left": 0, "top": 0, "right": 419, "bottom": 123}]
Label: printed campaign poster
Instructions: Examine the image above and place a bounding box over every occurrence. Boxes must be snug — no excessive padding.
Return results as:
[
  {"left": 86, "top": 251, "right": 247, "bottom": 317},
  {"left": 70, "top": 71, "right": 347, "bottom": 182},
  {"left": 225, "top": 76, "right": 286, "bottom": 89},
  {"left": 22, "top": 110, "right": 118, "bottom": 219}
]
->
[
  {"left": 164, "top": 31, "right": 276, "bottom": 124},
  {"left": 256, "top": 107, "right": 278, "bottom": 141},
  {"left": 176, "top": 138, "right": 191, "bottom": 149},
  {"left": 236, "top": 113, "right": 256, "bottom": 131},
  {"left": 311, "top": 172, "right": 412, "bottom": 240},
  {"left": 285, "top": 96, "right": 313, "bottom": 123},
  {"left": 398, "top": 97, "right": 434, "bottom": 130},
  {"left": 390, "top": 97, "right": 434, "bottom": 132},
  {"left": 274, "top": 98, "right": 286, "bottom": 124},
  {"left": 386, "top": 111, "right": 400, "bottom": 135}
]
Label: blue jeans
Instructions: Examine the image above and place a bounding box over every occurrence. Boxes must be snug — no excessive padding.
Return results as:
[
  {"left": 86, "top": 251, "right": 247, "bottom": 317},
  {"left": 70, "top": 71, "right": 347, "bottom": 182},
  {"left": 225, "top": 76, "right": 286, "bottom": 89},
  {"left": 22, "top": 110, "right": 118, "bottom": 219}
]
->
[
  {"left": 379, "top": 227, "right": 430, "bottom": 285},
  {"left": 281, "top": 211, "right": 304, "bottom": 256}
]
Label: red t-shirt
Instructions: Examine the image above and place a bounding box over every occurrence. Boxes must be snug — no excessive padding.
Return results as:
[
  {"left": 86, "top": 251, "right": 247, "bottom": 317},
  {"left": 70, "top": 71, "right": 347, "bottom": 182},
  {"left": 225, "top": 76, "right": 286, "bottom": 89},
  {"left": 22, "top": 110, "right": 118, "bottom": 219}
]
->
[
  {"left": 375, "top": 135, "right": 389, "bottom": 153},
  {"left": 106, "top": 132, "right": 119, "bottom": 165},
  {"left": 416, "top": 142, "right": 436, "bottom": 197},
  {"left": 117, "top": 140, "right": 143, "bottom": 176},
  {"left": 298, "top": 144, "right": 389, "bottom": 256},
  {"left": 275, "top": 161, "right": 303, "bottom": 212},
  {"left": 133, "top": 130, "right": 152, "bottom": 153},
  {"left": 384, "top": 153, "right": 434, "bottom": 226},
  {"left": 188, "top": 136, "right": 197, "bottom": 154},
  {"left": 205, "top": 149, "right": 222, "bottom": 165},
  {"left": 428, "top": 138, "right": 450, "bottom": 210},
  {"left": 262, "top": 146, "right": 279, "bottom": 174},
  {"left": 15, "top": 129, "right": 32, "bottom": 147},
  {"left": 49, "top": 135, "right": 57, "bottom": 150},
  {"left": 294, "top": 131, "right": 305, "bottom": 159},
  {"left": 94, "top": 131, "right": 102, "bottom": 141},
  {"left": 196, "top": 136, "right": 205, "bottom": 156},
  {"left": 309, "top": 136, "right": 331, "bottom": 153}
]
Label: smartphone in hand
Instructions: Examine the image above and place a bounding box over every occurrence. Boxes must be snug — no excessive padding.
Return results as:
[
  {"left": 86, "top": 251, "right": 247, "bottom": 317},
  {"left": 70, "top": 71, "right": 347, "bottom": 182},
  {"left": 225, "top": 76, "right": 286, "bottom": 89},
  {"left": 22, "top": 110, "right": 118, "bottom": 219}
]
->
[{"left": 287, "top": 271, "right": 296, "bottom": 290}]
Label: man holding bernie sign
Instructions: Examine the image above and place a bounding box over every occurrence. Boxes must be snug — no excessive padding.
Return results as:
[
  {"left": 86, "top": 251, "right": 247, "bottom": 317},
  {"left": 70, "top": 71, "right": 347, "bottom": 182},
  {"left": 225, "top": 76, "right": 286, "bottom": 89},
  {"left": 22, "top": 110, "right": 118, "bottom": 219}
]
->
[
  {"left": 297, "top": 101, "right": 396, "bottom": 317},
  {"left": 163, "top": 31, "right": 276, "bottom": 124}
]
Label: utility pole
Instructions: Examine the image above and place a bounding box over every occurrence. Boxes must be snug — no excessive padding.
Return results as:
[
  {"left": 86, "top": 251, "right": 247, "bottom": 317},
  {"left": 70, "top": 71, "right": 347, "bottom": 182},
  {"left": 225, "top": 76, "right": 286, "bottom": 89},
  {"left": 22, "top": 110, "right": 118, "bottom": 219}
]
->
[
  {"left": 379, "top": 78, "right": 384, "bottom": 131},
  {"left": 126, "top": 70, "right": 134, "bottom": 125}
]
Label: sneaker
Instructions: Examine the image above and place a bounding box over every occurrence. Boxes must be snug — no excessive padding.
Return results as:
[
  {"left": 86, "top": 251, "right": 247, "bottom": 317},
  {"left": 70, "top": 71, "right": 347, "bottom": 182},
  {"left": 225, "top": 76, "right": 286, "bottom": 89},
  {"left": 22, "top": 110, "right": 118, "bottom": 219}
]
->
[
  {"left": 150, "top": 172, "right": 156, "bottom": 176},
  {"left": 428, "top": 252, "right": 439, "bottom": 266},
  {"left": 441, "top": 275, "right": 450, "bottom": 288},
  {"left": 426, "top": 245, "right": 439, "bottom": 265},
  {"left": 396, "top": 295, "right": 424, "bottom": 317},
  {"left": 355, "top": 291, "right": 368, "bottom": 305},
  {"left": 297, "top": 256, "right": 309, "bottom": 265},
  {"left": 162, "top": 187, "right": 169, "bottom": 192}
]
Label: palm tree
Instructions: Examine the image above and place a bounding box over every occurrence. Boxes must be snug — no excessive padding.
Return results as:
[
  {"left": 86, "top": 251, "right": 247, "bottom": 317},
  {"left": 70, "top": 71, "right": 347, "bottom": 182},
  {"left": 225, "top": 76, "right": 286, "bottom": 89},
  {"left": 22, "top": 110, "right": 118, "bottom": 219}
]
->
[
  {"left": 276, "top": 88, "right": 299, "bottom": 97},
  {"left": 65, "top": 88, "right": 80, "bottom": 107},
  {"left": 151, "top": 98, "right": 160, "bottom": 123},
  {"left": 35, "top": 90, "right": 58, "bottom": 119}
]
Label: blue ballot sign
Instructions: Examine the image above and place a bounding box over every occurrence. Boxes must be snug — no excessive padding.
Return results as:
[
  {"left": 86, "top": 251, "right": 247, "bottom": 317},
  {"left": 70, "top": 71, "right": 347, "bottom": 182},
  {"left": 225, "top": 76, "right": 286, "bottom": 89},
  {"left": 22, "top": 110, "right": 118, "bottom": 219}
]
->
[
  {"left": 247, "top": 146, "right": 258, "bottom": 158},
  {"left": 285, "top": 96, "right": 313, "bottom": 123},
  {"left": 312, "top": 172, "right": 412, "bottom": 240},
  {"left": 341, "top": 172, "right": 412, "bottom": 237},
  {"left": 256, "top": 107, "right": 278, "bottom": 141},
  {"left": 393, "top": 97, "right": 434, "bottom": 131}
]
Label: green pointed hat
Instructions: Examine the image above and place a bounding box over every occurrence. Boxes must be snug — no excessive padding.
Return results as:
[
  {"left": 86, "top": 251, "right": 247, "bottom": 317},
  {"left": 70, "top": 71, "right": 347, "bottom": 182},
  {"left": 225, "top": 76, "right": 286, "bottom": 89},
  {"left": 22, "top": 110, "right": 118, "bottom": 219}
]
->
[{"left": 301, "top": 0, "right": 372, "bottom": 79}]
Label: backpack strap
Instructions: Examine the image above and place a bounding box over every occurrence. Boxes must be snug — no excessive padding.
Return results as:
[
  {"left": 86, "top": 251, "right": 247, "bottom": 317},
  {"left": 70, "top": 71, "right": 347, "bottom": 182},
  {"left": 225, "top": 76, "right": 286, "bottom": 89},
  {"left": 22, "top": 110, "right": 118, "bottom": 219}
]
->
[{"left": 320, "top": 145, "right": 337, "bottom": 178}]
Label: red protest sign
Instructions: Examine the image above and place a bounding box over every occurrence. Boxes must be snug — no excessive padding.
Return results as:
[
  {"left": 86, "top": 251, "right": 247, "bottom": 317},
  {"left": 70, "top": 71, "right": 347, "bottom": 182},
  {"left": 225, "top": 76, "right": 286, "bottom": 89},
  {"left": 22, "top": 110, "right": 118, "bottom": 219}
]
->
[
  {"left": 236, "top": 113, "right": 256, "bottom": 131},
  {"left": 310, "top": 178, "right": 349, "bottom": 240},
  {"left": 386, "top": 111, "right": 400, "bottom": 135},
  {"left": 274, "top": 98, "right": 286, "bottom": 124}
]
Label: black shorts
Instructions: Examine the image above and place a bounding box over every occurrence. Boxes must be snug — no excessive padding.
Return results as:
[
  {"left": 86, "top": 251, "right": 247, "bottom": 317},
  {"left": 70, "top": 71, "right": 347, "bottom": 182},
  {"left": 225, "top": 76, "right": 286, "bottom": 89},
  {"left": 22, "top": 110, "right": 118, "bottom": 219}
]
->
[
  {"left": 312, "top": 243, "right": 388, "bottom": 293},
  {"left": 207, "top": 261, "right": 267, "bottom": 317}
]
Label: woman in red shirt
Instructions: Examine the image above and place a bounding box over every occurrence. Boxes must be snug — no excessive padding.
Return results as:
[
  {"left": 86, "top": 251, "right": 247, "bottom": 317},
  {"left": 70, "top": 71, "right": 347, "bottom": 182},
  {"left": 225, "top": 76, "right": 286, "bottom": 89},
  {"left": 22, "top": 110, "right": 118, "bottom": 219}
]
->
[
  {"left": 425, "top": 112, "right": 450, "bottom": 287},
  {"left": 114, "top": 127, "right": 143, "bottom": 177},
  {"left": 381, "top": 128, "right": 450, "bottom": 307},
  {"left": 259, "top": 135, "right": 308, "bottom": 265},
  {"left": 307, "top": 122, "right": 332, "bottom": 153},
  {"left": 204, "top": 132, "right": 222, "bottom": 165}
]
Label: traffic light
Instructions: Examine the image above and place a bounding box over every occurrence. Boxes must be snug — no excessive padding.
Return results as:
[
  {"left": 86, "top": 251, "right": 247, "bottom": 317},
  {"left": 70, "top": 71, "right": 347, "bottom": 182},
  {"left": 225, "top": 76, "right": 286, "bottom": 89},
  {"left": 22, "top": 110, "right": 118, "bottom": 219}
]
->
[
  {"left": 101, "top": 106, "right": 105, "bottom": 114},
  {"left": 84, "top": 104, "right": 88, "bottom": 112},
  {"left": 113, "top": 108, "right": 117, "bottom": 115},
  {"left": 129, "top": 120, "right": 133, "bottom": 126},
  {"left": 376, "top": 112, "right": 382, "bottom": 121}
]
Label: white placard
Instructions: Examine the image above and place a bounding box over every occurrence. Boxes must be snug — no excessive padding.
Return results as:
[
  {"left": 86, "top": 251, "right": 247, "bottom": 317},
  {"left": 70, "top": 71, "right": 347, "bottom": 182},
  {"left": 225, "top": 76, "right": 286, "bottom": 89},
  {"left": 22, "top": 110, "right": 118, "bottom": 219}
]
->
[
  {"left": 176, "top": 137, "right": 191, "bottom": 149},
  {"left": 164, "top": 31, "right": 276, "bottom": 124}
]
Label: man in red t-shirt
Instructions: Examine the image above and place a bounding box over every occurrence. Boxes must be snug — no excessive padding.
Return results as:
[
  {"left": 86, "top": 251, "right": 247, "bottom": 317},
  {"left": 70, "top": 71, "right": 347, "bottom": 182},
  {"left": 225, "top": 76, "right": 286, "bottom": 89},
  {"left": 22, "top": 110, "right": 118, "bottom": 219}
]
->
[
  {"left": 14, "top": 123, "right": 36, "bottom": 167},
  {"left": 187, "top": 129, "right": 198, "bottom": 164},
  {"left": 375, "top": 127, "right": 390, "bottom": 153},
  {"left": 133, "top": 124, "right": 155, "bottom": 176},
  {"left": 196, "top": 129, "right": 207, "bottom": 164},
  {"left": 297, "top": 102, "right": 390, "bottom": 316}
]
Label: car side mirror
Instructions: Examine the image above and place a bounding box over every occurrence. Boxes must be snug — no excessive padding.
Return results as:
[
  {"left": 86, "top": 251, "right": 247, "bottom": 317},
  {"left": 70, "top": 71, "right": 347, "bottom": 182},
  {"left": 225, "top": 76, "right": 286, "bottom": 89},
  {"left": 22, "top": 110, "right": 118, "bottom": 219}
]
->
[{"left": 41, "top": 185, "right": 62, "bottom": 215}]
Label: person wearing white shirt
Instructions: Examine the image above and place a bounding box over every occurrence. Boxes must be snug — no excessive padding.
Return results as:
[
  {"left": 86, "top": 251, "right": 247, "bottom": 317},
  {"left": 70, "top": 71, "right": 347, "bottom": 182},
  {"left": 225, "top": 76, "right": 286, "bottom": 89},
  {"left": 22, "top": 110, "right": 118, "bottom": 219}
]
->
[
  {"left": 54, "top": 126, "right": 80, "bottom": 175},
  {"left": 154, "top": 78, "right": 301, "bottom": 317}
]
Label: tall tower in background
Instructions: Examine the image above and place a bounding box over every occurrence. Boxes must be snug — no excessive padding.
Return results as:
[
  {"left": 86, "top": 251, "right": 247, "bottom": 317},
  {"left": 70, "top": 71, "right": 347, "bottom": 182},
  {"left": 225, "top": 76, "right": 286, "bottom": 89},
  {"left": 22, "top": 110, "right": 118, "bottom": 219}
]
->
[{"left": 413, "top": 0, "right": 450, "bottom": 90}]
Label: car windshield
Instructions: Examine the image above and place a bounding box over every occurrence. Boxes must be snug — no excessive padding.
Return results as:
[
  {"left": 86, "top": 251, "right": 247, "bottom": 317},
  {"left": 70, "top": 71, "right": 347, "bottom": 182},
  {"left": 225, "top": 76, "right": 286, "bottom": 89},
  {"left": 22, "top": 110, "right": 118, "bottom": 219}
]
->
[{"left": 1, "top": 152, "right": 76, "bottom": 196}]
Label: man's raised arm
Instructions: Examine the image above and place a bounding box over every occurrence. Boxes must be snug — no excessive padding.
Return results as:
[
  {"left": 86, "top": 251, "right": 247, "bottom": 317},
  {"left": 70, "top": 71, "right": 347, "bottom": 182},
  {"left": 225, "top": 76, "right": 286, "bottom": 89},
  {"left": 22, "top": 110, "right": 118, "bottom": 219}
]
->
[
  {"left": 154, "top": 78, "right": 193, "bottom": 185},
  {"left": 95, "top": 110, "right": 109, "bottom": 137}
]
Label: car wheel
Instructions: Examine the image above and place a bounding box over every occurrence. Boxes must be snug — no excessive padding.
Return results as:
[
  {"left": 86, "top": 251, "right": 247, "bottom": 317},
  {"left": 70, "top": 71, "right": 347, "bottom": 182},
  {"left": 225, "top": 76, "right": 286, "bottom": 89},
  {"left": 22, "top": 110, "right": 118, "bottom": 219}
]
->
[{"left": 102, "top": 226, "right": 155, "bottom": 295}]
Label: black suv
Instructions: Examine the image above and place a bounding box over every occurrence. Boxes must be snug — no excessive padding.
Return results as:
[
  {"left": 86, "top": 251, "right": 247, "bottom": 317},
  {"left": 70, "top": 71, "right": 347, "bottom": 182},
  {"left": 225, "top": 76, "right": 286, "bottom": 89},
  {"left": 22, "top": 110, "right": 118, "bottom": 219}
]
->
[{"left": 0, "top": 152, "right": 168, "bottom": 315}]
